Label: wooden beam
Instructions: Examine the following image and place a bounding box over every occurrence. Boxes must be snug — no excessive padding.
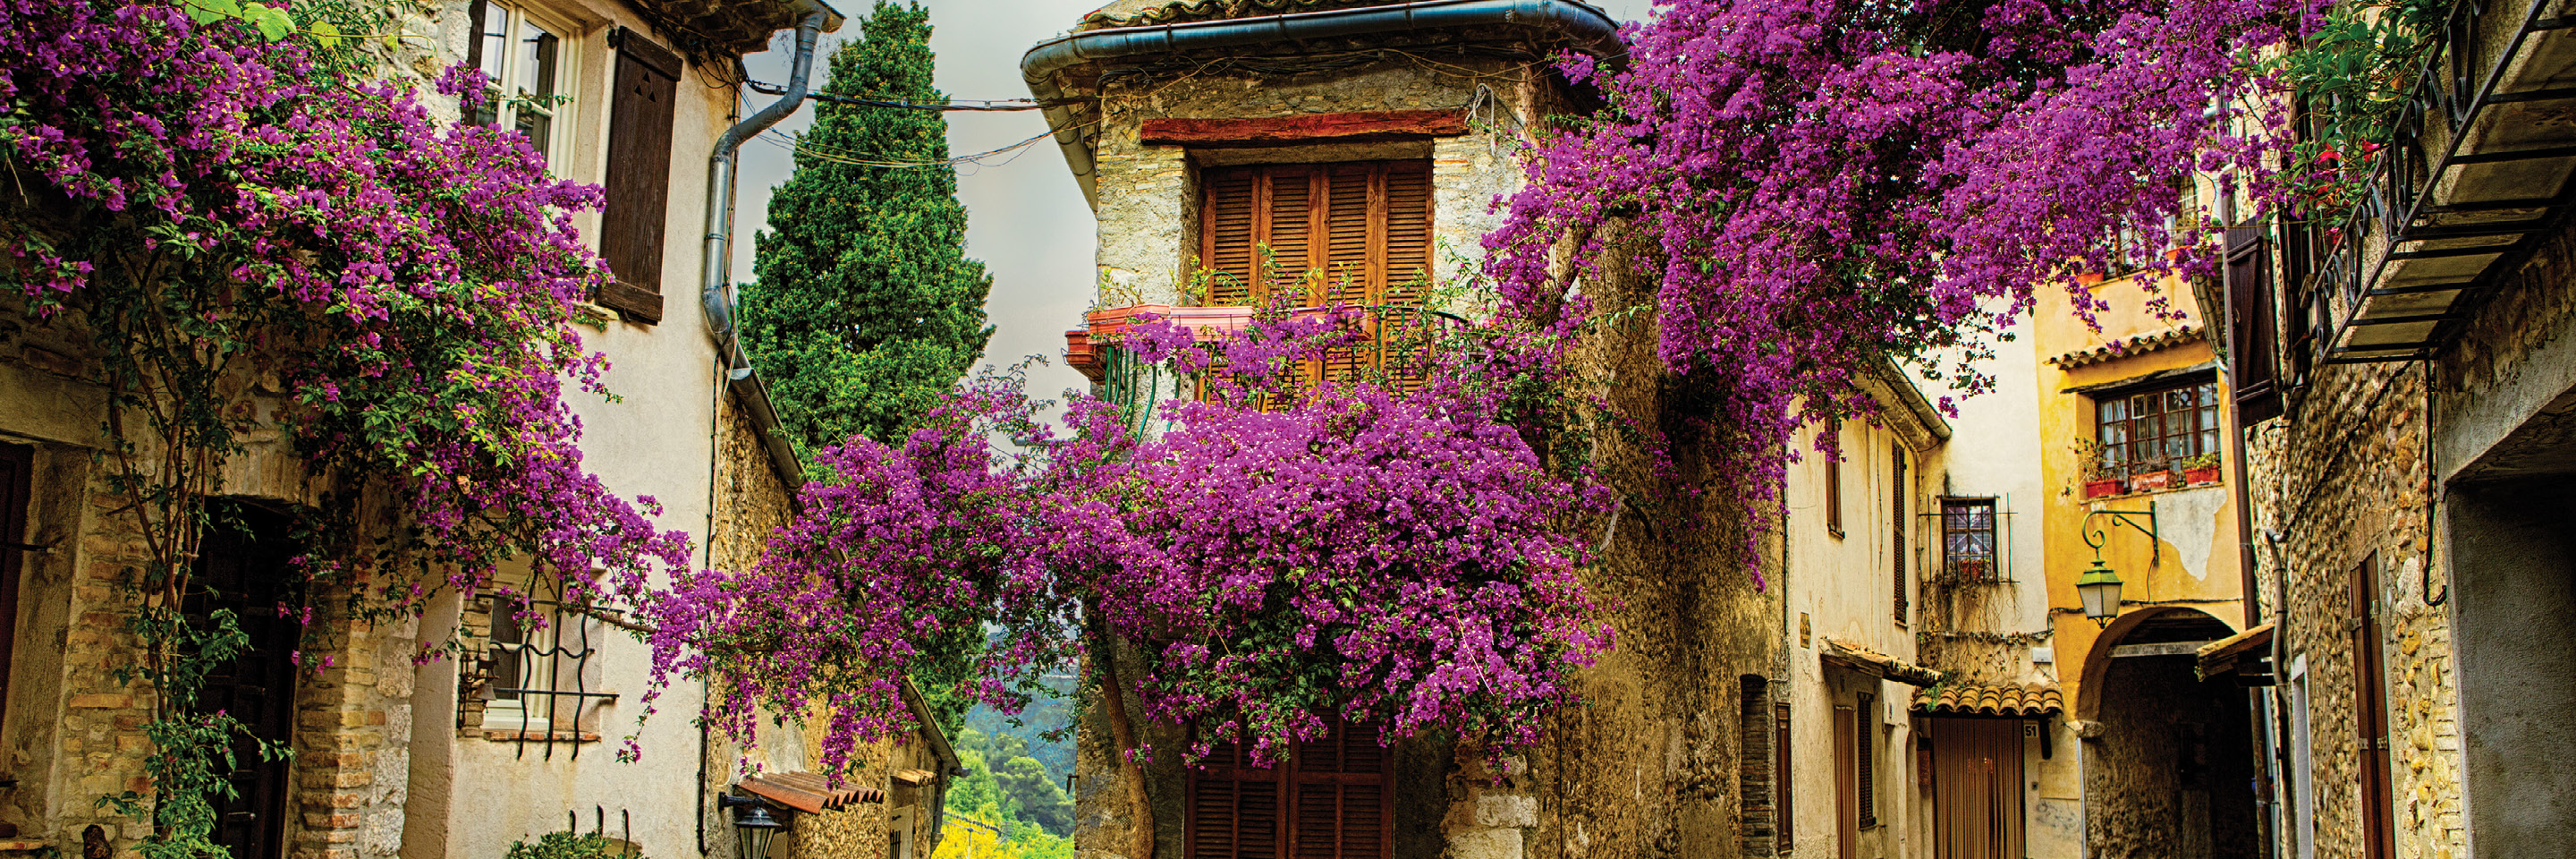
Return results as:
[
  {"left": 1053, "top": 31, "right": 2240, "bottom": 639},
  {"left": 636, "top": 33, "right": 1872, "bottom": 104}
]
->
[
  {"left": 1140, "top": 110, "right": 1469, "bottom": 146},
  {"left": 2111, "top": 640, "right": 2219, "bottom": 658}
]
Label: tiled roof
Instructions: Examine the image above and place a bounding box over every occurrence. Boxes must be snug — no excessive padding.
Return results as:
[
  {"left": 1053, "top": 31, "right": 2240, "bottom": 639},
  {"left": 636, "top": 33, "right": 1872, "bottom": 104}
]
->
[
  {"left": 736, "top": 771, "right": 885, "bottom": 812},
  {"left": 1080, "top": 0, "right": 1399, "bottom": 30},
  {"left": 2044, "top": 324, "right": 2206, "bottom": 368},
  {"left": 1911, "top": 682, "right": 2063, "bottom": 717}
]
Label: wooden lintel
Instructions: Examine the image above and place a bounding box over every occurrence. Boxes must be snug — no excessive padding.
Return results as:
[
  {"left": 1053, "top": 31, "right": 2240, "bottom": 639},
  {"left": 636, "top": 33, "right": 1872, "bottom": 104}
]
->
[{"left": 1140, "top": 110, "right": 1468, "bottom": 147}]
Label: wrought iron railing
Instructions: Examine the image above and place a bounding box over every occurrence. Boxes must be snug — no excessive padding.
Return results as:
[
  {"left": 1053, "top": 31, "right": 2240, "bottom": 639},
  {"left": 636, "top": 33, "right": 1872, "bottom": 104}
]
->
[{"left": 1066, "top": 303, "right": 1467, "bottom": 427}]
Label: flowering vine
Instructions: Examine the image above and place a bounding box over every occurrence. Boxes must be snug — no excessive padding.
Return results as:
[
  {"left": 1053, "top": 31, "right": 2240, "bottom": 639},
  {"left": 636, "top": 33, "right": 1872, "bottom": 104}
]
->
[{"left": 1, "top": 2, "right": 688, "bottom": 853}]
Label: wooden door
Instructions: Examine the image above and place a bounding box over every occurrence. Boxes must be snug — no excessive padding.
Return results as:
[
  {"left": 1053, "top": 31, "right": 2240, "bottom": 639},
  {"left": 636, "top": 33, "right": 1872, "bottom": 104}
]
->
[
  {"left": 2352, "top": 555, "right": 2394, "bottom": 859},
  {"left": 1930, "top": 719, "right": 2026, "bottom": 859},
  {"left": 1835, "top": 706, "right": 1858, "bottom": 859},
  {"left": 189, "top": 506, "right": 301, "bottom": 859},
  {"left": 0, "top": 444, "right": 29, "bottom": 732}
]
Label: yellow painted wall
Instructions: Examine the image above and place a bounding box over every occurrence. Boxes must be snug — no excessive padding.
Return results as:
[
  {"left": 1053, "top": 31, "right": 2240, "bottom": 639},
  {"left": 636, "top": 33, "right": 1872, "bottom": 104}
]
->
[{"left": 2028, "top": 271, "right": 2249, "bottom": 723}]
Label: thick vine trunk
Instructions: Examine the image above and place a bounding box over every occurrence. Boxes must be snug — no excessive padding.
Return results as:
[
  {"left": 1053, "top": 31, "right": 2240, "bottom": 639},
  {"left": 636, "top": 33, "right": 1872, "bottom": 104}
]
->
[{"left": 1091, "top": 635, "right": 1156, "bottom": 859}]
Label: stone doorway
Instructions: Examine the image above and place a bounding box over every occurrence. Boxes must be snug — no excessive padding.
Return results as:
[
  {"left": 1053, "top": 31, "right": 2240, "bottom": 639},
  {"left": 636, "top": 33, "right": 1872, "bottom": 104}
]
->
[{"left": 2081, "top": 608, "right": 2258, "bottom": 859}]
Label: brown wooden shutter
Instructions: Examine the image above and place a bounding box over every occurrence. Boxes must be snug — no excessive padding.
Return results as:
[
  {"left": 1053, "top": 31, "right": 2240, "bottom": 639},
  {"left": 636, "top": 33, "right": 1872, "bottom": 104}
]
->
[
  {"left": 1289, "top": 721, "right": 1390, "bottom": 859},
  {"left": 2226, "top": 228, "right": 2283, "bottom": 423},
  {"left": 1186, "top": 737, "right": 1284, "bottom": 859},
  {"left": 1855, "top": 693, "right": 1877, "bottom": 829},
  {"left": 596, "top": 29, "right": 682, "bottom": 324},
  {"left": 1203, "top": 169, "right": 1259, "bottom": 305},
  {"left": 1199, "top": 162, "right": 1433, "bottom": 309},
  {"left": 1824, "top": 431, "right": 1844, "bottom": 537},
  {"left": 0, "top": 443, "right": 28, "bottom": 733},
  {"left": 1776, "top": 702, "right": 1794, "bottom": 854},
  {"left": 1834, "top": 706, "right": 1858, "bottom": 859},
  {"left": 2352, "top": 554, "right": 2395, "bottom": 859},
  {"left": 1892, "top": 445, "right": 1908, "bottom": 625},
  {"left": 1382, "top": 163, "right": 1431, "bottom": 304}
]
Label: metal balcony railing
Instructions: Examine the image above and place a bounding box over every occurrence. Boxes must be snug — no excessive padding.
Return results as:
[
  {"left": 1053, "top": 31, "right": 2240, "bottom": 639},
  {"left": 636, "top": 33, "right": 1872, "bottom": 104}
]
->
[
  {"left": 1064, "top": 303, "right": 1464, "bottom": 428},
  {"left": 2292, "top": 0, "right": 2576, "bottom": 365}
]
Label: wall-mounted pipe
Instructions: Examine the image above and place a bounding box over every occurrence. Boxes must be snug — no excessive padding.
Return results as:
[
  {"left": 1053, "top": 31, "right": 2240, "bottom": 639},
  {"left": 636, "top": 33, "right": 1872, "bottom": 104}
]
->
[
  {"left": 1018, "top": 0, "right": 1623, "bottom": 208},
  {"left": 702, "top": 7, "right": 829, "bottom": 355}
]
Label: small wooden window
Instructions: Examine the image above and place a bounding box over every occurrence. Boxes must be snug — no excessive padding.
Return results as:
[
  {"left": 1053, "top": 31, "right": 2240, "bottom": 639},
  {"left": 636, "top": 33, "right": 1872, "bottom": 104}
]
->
[
  {"left": 1941, "top": 498, "right": 2000, "bottom": 583},
  {"left": 2094, "top": 378, "right": 2221, "bottom": 478},
  {"left": 1854, "top": 693, "right": 1877, "bottom": 830},
  {"left": 462, "top": 1, "right": 568, "bottom": 164},
  {"left": 1185, "top": 720, "right": 1390, "bottom": 859},
  {"left": 1199, "top": 161, "right": 1432, "bottom": 308},
  {"left": 597, "top": 29, "right": 682, "bottom": 323},
  {"left": 1823, "top": 429, "right": 1844, "bottom": 539}
]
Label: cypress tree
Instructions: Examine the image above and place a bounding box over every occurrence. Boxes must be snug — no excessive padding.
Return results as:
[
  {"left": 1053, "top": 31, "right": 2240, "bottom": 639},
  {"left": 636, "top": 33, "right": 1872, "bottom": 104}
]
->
[{"left": 743, "top": 0, "right": 993, "bottom": 457}]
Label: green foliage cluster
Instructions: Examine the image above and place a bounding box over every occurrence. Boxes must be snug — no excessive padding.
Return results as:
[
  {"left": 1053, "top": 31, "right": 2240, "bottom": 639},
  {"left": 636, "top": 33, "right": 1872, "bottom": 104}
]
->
[
  {"left": 742, "top": 0, "right": 993, "bottom": 458},
  {"left": 505, "top": 831, "right": 634, "bottom": 859},
  {"left": 2270, "top": 0, "right": 2449, "bottom": 219},
  {"left": 944, "top": 728, "right": 1074, "bottom": 840}
]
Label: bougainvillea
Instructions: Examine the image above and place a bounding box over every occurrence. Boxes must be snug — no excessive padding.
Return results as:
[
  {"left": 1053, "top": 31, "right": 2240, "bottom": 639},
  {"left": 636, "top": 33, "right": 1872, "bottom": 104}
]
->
[
  {"left": 1, "top": 3, "right": 688, "bottom": 850},
  {"left": 1485, "top": 0, "right": 2314, "bottom": 560},
  {"left": 646, "top": 302, "right": 1612, "bottom": 775}
]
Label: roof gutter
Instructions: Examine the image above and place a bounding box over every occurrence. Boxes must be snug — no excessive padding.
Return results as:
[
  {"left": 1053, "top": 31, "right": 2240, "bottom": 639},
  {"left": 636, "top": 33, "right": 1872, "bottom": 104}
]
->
[{"left": 1019, "top": 0, "right": 1622, "bottom": 208}]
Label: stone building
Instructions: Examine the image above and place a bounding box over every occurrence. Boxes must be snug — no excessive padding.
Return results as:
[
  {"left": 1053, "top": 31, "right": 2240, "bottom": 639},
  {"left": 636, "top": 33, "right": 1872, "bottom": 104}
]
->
[
  {"left": 1029, "top": 1, "right": 1799, "bottom": 857},
  {"left": 2220, "top": 1, "right": 2576, "bottom": 857},
  {"left": 0, "top": 3, "right": 952, "bottom": 859}
]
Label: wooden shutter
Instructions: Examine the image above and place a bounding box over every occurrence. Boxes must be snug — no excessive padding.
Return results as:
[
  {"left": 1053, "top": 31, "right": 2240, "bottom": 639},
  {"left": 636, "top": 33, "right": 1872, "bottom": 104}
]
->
[
  {"left": 597, "top": 29, "right": 682, "bottom": 324},
  {"left": 1186, "top": 721, "right": 1390, "bottom": 859},
  {"left": 1892, "top": 446, "right": 1908, "bottom": 624},
  {"left": 2227, "top": 227, "right": 2282, "bottom": 424},
  {"left": 1290, "top": 721, "right": 1390, "bottom": 859},
  {"left": 0, "top": 444, "right": 27, "bottom": 733},
  {"left": 1776, "top": 702, "right": 1794, "bottom": 854},
  {"left": 1855, "top": 693, "right": 1877, "bottom": 829},
  {"left": 2352, "top": 555, "right": 2395, "bottom": 859},
  {"left": 1824, "top": 433, "right": 1844, "bottom": 536},
  {"left": 1834, "top": 706, "right": 1858, "bottom": 859},
  {"left": 1199, "top": 162, "right": 1433, "bottom": 309},
  {"left": 1186, "top": 736, "right": 1284, "bottom": 859}
]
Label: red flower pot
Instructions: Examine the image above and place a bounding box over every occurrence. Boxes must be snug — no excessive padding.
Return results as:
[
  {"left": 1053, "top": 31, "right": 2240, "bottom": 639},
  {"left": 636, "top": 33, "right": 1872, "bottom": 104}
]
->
[
  {"left": 2083, "top": 479, "right": 2126, "bottom": 498},
  {"left": 2184, "top": 466, "right": 2221, "bottom": 485},
  {"left": 2129, "top": 470, "right": 2174, "bottom": 492}
]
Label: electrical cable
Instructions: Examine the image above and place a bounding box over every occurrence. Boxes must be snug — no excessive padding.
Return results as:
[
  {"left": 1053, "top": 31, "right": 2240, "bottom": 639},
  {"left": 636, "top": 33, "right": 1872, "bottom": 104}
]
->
[{"left": 741, "top": 79, "right": 1068, "bottom": 111}]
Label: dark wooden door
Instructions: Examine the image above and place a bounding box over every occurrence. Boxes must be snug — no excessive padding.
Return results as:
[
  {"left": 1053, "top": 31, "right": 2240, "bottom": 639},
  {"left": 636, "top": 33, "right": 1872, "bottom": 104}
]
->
[
  {"left": 189, "top": 507, "right": 301, "bottom": 859},
  {"left": 2352, "top": 555, "right": 2394, "bottom": 859},
  {"left": 1929, "top": 719, "right": 2025, "bottom": 859}
]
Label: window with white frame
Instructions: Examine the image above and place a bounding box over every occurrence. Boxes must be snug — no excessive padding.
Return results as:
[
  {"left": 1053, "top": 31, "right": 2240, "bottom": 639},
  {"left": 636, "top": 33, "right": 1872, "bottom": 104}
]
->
[{"left": 463, "top": 0, "right": 571, "bottom": 166}]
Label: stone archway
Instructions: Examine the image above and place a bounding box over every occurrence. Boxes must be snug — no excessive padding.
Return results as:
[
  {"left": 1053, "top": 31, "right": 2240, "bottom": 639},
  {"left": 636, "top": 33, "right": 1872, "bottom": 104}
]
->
[{"left": 2079, "top": 608, "right": 2258, "bottom": 859}]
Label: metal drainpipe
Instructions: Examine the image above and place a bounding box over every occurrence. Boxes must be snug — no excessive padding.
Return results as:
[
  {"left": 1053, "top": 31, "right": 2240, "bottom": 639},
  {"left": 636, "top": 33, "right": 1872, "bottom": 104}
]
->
[
  {"left": 696, "top": 8, "right": 830, "bottom": 855},
  {"left": 1017, "top": 0, "right": 1623, "bottom": 208}
]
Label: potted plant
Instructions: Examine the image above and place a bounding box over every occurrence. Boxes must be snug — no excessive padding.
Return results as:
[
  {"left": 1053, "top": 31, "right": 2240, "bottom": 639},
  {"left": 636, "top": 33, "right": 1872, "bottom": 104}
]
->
[
  {"left": 2180, "top": 452, "right": 2223, "bottom": 485},
  {"left": 2075, "top": 438, "right": 2126, "bottom": 498},
  {"left": 2130, "top": 467, "right": 2174, "bottom": 492}
]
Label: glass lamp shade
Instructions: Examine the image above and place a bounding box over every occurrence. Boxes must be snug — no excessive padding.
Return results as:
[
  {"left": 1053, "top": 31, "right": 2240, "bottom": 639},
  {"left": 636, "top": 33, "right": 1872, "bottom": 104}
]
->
[
  {"left": 729, "top": 798, "right": 785, "bottom": 859},
  {"left": 2076, "top": 561, "right": 2124, "bottom": 625}
]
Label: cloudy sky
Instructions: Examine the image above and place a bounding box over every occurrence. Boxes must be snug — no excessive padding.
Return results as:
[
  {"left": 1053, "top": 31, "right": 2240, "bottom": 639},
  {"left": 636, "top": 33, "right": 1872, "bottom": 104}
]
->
[{"left": 735, "top": 0, "right": 1659, "bottom": 403}]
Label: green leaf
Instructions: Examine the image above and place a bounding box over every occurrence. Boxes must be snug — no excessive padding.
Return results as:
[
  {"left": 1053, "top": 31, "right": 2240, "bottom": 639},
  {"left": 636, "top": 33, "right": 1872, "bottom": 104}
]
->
[
  {"left": 309, "top": 19, "right": 342, "bottom": 49},
  {"left": 246, "top": 5, "right": 293, "bottom": 41},
  {"left": 184, "top": 0, "right": 242, "bottom": 25}
]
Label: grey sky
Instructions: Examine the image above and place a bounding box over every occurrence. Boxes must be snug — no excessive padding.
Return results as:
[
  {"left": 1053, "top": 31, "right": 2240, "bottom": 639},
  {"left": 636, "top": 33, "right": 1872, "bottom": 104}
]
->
[{"left": 733, "top": 0, "right": 1657, "bottom": 404}]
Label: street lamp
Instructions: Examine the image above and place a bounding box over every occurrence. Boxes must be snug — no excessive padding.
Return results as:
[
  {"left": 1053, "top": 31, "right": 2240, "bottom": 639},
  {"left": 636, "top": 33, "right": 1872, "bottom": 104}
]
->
[
  {"left": 2076, "top": 558, "right": 2124, "bottom": 627},
  {"left": 718, "top": 793, "right": 786, "bottom": 859}
]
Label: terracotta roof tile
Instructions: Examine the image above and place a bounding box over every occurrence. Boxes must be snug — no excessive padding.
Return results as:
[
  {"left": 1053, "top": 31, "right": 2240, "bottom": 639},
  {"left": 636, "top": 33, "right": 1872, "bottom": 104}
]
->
[
  {"left": 1911, "top": 682, "right": 2063, "bottom": 717},
  {"left": 1820, "top": 637, "right": 1945, "bottom": 686},
  {"left": 2044, "top": 324, "right": 2206, "bottom": 369},
  {"left": 1080, "top": 0, "right": 1397, "bottom": 30},
  {"left": 736, "top": 771, "right": 884, "bottom": 813}
]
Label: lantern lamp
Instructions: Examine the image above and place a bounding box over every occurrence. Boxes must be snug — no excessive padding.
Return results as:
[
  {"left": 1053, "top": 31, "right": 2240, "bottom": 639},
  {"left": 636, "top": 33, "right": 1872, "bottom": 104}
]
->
[
  {"left": 718, "top": 792, "right": 786, "bottom": 859},
  {"left": 2076, "top": 559, "right": 2125, "bottom": 627}
]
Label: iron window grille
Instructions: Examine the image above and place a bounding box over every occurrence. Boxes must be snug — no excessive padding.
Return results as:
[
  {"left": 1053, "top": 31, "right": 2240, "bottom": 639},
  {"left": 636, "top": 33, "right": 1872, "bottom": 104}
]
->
[
  {"left": 464, "top": 592, "right": 618, "bottom": 759},
  {"left": 1920, "top": 498, "right": 2014, "bottom": 585}
]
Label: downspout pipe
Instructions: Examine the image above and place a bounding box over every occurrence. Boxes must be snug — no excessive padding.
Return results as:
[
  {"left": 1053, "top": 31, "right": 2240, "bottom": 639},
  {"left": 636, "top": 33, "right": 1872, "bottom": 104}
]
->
[
  {"left": 1019, "top": 0, "right": 1622, "bottom": 208},
  {"left": 703, "top": 6, "right": 831, "bottom": 356}
]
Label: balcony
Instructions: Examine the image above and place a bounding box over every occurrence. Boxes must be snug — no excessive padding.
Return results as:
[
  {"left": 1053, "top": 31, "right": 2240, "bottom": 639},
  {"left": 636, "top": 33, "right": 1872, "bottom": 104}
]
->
[
  {"left": 1063, "top": 303, "right": 1460, "bottom": 421},
  {"left": 2292, "top": 0, "right": 2576, "bottom": 364}
]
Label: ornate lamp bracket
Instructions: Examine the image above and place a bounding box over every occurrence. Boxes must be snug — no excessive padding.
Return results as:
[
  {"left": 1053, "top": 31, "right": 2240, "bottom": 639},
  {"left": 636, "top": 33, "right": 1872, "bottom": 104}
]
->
[{"left": 2081, "top": 500, "right": 2159, "bottom": 565}]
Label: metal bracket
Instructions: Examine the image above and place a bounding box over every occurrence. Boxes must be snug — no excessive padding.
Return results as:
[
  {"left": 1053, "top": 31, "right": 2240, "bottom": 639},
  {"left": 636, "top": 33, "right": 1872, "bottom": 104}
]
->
[{"left": 2081, "top": 500, "right": 2159, "bottom": 565}]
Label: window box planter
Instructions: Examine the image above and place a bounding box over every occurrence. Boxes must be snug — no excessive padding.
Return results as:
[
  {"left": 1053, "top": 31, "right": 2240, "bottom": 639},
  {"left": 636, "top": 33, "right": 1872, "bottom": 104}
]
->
[
  {"left": 2129, "top": 470, "right": 2175, "bottom": 492},
  {"left": 2183, "top": 465, "right": 2222, "bottom": 485},
  {"left": 2083, "top": 478, "right": 2127, "bottom": 498}
]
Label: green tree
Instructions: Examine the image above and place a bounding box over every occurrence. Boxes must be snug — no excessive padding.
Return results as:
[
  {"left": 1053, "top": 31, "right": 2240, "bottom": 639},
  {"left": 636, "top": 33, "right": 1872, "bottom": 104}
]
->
[{"left": 743, "top": 0, "right": 992, "bottom": 458}]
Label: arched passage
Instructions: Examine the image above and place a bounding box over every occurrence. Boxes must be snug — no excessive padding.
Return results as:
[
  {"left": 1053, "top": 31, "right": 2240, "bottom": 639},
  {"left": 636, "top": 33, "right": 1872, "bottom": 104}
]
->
[{"left": 2077, "top": 608, "right": 2258, "bottom": 859}]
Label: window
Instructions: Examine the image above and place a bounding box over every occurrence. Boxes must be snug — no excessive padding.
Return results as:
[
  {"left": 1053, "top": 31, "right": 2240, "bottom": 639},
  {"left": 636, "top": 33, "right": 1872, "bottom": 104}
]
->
[
  {"left": 1184, "top": 719, "right": 1389, "bottom": 859},
  {"left": 1941, "top": 498, "right": 2000, "bottom": 583},
  {"left": 1199, "top": 161, "right": 1432, "bottom": 308},
  {"left": 462, "top": 0, "right": 568, "bottom": 165},
  {"left": 2094, "top": 378, "right": 2221, "bottom": 477},
  {"left": 1823, "top": 429, "right": 1844, "bottom": 539},
  {"left": 1891, "top": 445, "right": 1907, "bottom": 624},
  {"left": 467, "top": 592, "right": 615, "bottom": 758},
  {"left": 596, "top": 28, "right": 683, "bottom": 323}
]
